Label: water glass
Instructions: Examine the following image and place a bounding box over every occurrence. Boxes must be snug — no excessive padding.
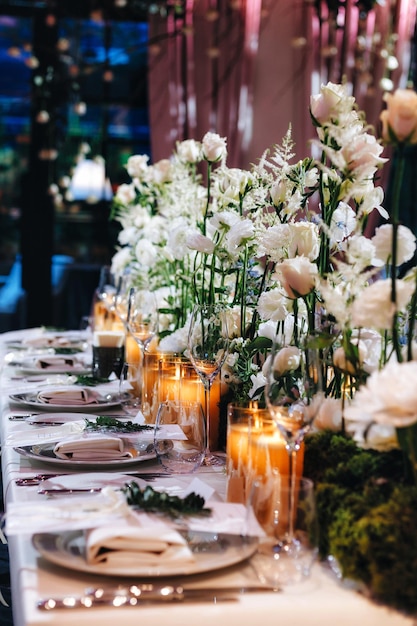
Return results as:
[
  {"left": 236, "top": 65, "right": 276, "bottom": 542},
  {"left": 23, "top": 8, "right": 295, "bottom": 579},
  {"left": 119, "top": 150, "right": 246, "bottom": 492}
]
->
[
  {"left": 249, "top": 475, "right": 318, "bottom": 586},
  {"left": 154, "top": 401, "right": 206, "bottom": 473},
  {"left": 119, "top": 361, "right": 142, "bottom": 416}
]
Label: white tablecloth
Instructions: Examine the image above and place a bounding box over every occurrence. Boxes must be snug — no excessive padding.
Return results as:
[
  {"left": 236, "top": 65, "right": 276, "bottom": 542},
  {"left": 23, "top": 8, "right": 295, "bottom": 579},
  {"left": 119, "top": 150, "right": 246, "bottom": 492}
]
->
[{"left": 0, "top": 329, "right": 413, "bottom": 626}]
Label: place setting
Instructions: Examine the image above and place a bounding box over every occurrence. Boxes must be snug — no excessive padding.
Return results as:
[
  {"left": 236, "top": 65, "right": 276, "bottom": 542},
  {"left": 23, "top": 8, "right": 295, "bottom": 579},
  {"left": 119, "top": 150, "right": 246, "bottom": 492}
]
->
[
  {"left": 6, "top": 473, "right": 264, "bottom": 580},
  {"left": 8, "top": 385, "right": 122, "bottom": 412}
]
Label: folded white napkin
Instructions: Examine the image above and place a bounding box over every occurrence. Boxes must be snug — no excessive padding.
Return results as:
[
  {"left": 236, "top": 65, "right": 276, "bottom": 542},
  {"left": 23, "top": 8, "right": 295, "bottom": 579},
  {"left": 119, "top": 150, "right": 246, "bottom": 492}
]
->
[
  {"left": 53, "top": 434, "right": 134, "bottom": 460},
  {"left": 37, "top": 388, "right": 98, "bottom": 405},
  {"left": 85, "top": 524, "right": 195, "bottom": 568},
  {"left": 23, "top": 335, "right": 74, "bottom": 347},
  {"left": 34, "top": 357, "right": 84, "bottom": 371}
]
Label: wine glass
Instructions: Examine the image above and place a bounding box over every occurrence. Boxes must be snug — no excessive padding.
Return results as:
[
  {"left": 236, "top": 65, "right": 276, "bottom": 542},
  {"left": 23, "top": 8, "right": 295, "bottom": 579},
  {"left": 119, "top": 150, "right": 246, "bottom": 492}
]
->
[
  {"left": 126, "top": 287, "right": 159, "bottom": 354},
  {"left": 187, "top": 303, "right": 229, "bottom": 466},
  {"left": 264, "top": 336, "right": 323, "bottom": 542}
]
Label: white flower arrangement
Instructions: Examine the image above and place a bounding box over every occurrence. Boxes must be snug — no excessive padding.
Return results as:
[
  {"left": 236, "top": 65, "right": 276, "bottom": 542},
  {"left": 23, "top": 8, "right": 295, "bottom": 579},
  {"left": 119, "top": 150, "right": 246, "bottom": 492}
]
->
[{"left": 110, "top": 81, "right": 417, "bottom": 432}]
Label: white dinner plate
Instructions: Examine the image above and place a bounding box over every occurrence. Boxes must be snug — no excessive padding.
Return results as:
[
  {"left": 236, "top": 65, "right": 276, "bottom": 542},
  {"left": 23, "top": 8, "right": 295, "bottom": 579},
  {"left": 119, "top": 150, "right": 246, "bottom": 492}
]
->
[
  {"left": 14, "top": 441, "right": 157, "bottom": 469},
  {"left": 9, "top": 390, "right": 121, "bottom": 412},
  {"left": 32, "top": 529, "right": 258, "bottom": 577}
]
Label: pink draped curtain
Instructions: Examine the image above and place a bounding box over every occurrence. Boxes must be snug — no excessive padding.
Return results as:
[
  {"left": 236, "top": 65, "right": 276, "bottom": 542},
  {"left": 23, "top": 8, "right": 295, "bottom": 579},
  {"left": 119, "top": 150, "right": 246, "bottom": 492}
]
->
[{"left": 147, "top": 0, "right": 416, "bottom": 175}]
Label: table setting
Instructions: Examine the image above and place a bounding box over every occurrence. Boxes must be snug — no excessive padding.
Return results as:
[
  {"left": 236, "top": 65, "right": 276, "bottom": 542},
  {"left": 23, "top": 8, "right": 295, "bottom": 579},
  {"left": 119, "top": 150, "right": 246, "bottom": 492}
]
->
[
  {"left": 4, "top": 80, "right": 417, "bottom": 625},
  {"left": 0, "top": 327, "right": 415, "bottom": 626}
]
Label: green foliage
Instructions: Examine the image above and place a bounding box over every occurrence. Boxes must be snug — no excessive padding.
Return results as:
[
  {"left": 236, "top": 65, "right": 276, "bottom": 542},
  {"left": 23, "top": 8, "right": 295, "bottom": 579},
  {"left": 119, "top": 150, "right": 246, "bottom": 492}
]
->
[
  {"left": 85, "top": 416, "right": 154, "bottom": 433},
  {"left": 121, "top": 482, "right": 212, "bottom": 519},
  {"left": 304, "top": 430, "right": 417, "bottom": 613}
]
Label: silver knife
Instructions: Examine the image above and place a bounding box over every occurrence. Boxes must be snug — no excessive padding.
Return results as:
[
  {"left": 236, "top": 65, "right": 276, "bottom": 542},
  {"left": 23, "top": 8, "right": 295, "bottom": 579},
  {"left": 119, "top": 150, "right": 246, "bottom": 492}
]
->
[{"left": 37, "top": 584, "right": 242, "bottom": 609}]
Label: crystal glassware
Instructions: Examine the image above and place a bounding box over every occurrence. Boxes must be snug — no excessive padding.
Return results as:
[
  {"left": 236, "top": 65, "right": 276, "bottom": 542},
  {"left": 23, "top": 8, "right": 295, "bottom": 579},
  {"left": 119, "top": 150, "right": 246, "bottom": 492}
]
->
[{"left": 187, "top": 303, "right": 229, "bottom": 466}]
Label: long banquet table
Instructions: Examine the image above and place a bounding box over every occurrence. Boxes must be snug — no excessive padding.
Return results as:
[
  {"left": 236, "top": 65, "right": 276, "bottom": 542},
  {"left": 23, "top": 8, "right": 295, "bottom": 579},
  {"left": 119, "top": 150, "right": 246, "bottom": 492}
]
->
[{"left": 0, "top": 328, "right": 414, "bottom": 626}]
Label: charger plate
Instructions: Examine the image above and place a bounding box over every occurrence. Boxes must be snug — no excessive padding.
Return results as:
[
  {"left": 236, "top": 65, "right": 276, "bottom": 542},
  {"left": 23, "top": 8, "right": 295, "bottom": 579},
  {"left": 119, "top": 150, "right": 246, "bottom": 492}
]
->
[{"left": 32, "top": 529, "right": 258, "bottom": 577}]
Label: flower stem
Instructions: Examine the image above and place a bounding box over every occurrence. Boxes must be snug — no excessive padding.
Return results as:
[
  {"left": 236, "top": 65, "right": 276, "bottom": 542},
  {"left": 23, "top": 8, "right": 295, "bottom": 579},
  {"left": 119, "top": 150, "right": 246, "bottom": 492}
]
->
[{"left": 390, "top": 146, "right": 406, "bottom": 362}]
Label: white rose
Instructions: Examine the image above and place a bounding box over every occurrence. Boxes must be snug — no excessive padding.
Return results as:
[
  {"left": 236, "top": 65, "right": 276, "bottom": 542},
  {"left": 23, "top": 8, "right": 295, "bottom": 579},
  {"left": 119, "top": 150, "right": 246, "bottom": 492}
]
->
[
  {"left": 333, "top": 341, "right": 367, "bottom": 375},
  {"left": 380, "top": 88, "right": 417, "bottom": 145},
  {"left": 273, "top": 256, "right": 318, "bottom": 299},
  {"left": 115, "top": 183, "right": 136, "bottom": 205},
  {"left": 148, "top": 159, "right": 174, "bottom": 184},
  {"left": 313, "top": 397, "right": 343, "bottom": 431},
  {"left": 126, "top": 154, "right": 149, "bottom": 179},
  {"left": 351, "top": 278, "right": 414, "bottom": 330},
  {"left": 310, "top": 82, "right": 350, "bottom": 125},
  {"left": 257, "top": 288, "right": 288, "bottom": 322},
  {"left": 341, "top": 132, "right": 387, "bottom": 173},
  {"left": 288, "top": 222, "right": 320, "bottom": 261},
  {"left": 202, "top": 132, "right": 227, "bottom": 162},
  {"left": 345, "top": 360, "right": 417, "bottom": 429},
  {"left": 372, "top": 224, "right": 416, "bottom": 266},
  {"left": 176, "top": 139, "right": 202, "bottom": 164},
  {"left": 271, "top": 346, "right": 301, "bottom": 376}
]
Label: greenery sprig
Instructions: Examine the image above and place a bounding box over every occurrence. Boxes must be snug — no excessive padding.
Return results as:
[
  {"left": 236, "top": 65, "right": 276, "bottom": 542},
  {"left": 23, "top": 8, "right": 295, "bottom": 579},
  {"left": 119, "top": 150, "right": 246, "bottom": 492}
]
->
[
  {"left": 121, "top": 482, "right": 212, "bottom": 519},
  {"left": 85, "top": 416, "right": 154, "bottom": 433},
  {"left": 75, "top": 375, "right": 109, "bottom": 386}
]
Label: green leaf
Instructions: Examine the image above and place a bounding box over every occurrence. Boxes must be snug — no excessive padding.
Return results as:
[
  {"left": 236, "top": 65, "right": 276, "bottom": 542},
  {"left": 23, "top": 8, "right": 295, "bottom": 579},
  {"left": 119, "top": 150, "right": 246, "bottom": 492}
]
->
[{"left": 122, "top": 482, "right": 212, "bottom": 518}]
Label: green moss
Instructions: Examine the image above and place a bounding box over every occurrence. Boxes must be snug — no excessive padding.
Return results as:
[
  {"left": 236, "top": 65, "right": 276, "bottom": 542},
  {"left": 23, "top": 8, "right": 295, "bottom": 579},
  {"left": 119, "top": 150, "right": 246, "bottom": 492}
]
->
[{"left": 304, "top": 431, "right": 417, "bottom": 614}]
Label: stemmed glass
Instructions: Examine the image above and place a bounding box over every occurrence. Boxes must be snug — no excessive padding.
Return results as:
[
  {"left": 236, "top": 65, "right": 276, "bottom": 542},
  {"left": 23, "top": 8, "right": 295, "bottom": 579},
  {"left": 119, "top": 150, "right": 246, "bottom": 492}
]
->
[
  {"left": 187, "top": 303, "right": 229, "bottom": 466},
  {"left": 264, "top": 336, "right": 323, "bottom": 543},
  {"left": 126, "top": 287, "right": 159, "bottom": 354}
]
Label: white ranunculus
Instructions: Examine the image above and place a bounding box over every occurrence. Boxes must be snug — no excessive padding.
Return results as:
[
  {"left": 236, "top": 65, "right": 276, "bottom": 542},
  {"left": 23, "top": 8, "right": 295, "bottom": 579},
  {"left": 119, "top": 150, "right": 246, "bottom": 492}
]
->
[
  {"left": 176, "top": 139, "right": 202, "bottom": 164},
  {"left": 288, "top": 222, "right": 320, "bottom": 261},
  {"left": 110, "top": 247, "right": 132, "bottom": 275},
  {"left": 345, "top": 235, "right": 378, "bottom": 269},
  {"left": 351, "top": 278, "right": 414, "bottom": 330},
  {"left": 166, "top": 223, "right": 193, "bottom": 260},
  {"left": 126, "top": 154, "right": 149, "bottom": 179},
  {"left": 271, "top": 346, "right": 301, "bottom": 376},
  {"left": 132, "top": 208, "right": 152, "bottom": 230},
  {"left": 134, "top": 239, "right": 158, "bottom": 268},
  {"left": 258, "top": 224, "right": 291, "bottom": 263},
  {"left": 186, "top": 230, "right": 215, "bottom": 254},
  {"left": 372, "top": 224, "right": 416, "bottom": 266},
  {"left": 257, "top": 288, "right": 288, "bottom": 322},
  {"left": 345, "top": 359, "right": 417, "bottom": 429},
  {"left": 202, "top": 132, "right": 227, "bottom": 162},
  {"left": 118, "top": 226, "right": 137, "bottom": 246},
  {"left": 225, "top": 218, "right": 254, "bottom": 256},
  {"left": 319, "top": 280, "right": 353, "bottom": 327},
  {"left": 210, "top": 210, "right": 240, "bottom": 231},
  {"left": 273, "top": 256, "right": 318, "bottom": 299}
]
